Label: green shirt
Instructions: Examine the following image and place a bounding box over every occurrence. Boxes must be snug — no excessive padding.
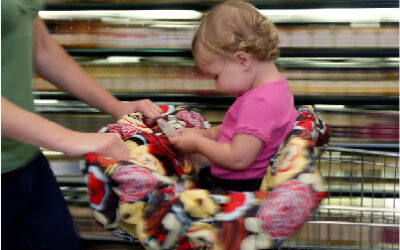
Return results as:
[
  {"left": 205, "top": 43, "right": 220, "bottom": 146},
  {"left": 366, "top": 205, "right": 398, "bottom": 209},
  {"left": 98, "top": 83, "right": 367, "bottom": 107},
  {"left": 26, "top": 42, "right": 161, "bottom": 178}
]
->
[{"left": 1, "top": 0, "right": 43, "bottom": 173}]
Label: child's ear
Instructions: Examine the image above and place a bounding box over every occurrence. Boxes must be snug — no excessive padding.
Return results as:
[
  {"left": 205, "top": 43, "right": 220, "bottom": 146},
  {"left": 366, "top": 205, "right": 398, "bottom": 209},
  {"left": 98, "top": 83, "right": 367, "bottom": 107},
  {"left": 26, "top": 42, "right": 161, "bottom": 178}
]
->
[{"left": 234, "top": 51, "right": 251, "bottom": 71}]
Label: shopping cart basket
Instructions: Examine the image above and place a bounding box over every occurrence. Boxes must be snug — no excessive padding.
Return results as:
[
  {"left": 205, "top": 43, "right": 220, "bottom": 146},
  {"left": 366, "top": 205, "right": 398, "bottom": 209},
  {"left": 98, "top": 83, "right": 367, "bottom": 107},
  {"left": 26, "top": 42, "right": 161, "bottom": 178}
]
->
[{"left": 283, "top": 146, "right": 399, "bottom": 250}]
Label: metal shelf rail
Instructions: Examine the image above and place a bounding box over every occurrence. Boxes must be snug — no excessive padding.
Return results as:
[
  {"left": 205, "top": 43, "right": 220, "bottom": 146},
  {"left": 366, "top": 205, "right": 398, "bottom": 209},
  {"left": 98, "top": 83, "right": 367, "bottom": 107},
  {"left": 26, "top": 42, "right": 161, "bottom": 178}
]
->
[
  {"left": 33, "top": 92, "right": 400, "bottom": 106},
  {"left": 44, "top": 0, "right": 399, "bottom": 11},
  {"left": 63, "top": 48, "right": 400, "bottom": 58}
]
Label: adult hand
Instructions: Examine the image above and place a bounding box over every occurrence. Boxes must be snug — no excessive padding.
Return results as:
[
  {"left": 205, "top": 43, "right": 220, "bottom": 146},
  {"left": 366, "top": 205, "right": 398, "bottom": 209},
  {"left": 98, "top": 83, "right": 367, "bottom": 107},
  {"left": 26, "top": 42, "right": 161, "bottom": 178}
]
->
[
  {"left": 169, "top": 132, "right": 200, "bottom": 154},
  {"left": 113, "top": 99, "right": 162, "bottom": 125},
  {"left": 60, "top": 132, "right": 130, "bottom": 160}
]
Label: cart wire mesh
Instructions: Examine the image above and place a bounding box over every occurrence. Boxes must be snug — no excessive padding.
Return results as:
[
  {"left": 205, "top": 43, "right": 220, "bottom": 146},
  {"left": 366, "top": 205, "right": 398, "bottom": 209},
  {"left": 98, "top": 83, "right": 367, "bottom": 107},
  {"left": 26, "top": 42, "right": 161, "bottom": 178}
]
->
[{"left": 283, "top": 147, "right": 399, "bottom": 249}]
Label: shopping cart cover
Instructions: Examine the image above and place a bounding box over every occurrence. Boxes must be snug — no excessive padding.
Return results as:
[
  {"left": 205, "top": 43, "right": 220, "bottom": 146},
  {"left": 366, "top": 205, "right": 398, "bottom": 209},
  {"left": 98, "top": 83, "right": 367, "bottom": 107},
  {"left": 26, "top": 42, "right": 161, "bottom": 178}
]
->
[{"left": 84, "top": 105, "right": 329, "bottom": 249}]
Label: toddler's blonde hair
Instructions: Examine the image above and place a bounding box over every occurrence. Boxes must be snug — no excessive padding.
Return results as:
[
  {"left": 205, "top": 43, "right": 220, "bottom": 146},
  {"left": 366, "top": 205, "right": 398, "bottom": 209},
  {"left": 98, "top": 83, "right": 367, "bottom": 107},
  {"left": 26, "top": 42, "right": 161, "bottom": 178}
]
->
[{"left": 192, "top": 0, "right": 279, "bottom": 62}]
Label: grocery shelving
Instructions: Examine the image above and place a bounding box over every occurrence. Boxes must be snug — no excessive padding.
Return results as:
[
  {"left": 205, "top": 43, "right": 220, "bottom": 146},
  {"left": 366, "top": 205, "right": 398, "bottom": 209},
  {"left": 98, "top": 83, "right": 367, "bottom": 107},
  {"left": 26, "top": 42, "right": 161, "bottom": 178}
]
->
[
  {"left": 34, "top": 92, "right": 400, "bottom": 105},
  {"left": 63, "top": 48, "right": 399, "bottom": 58},
  {"left": 35, "top": 0, "right": 399, "bottom": 147},
  {"left": 44, "top": 0, "right": 399, "bottom": 10}
]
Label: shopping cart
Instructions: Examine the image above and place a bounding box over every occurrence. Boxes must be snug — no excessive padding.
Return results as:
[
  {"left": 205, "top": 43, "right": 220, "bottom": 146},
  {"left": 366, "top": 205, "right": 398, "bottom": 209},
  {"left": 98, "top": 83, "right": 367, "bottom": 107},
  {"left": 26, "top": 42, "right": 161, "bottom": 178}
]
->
[{"left": 283, "top": 147, "right": 399, "bottom": 250}]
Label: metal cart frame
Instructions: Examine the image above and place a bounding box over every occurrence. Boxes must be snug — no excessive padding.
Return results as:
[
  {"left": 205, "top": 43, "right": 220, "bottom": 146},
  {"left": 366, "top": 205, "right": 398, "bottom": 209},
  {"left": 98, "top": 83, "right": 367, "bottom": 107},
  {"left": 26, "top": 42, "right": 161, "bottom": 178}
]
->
[{"left": 283, "top": 147, "right": 399, "bottom": 249}]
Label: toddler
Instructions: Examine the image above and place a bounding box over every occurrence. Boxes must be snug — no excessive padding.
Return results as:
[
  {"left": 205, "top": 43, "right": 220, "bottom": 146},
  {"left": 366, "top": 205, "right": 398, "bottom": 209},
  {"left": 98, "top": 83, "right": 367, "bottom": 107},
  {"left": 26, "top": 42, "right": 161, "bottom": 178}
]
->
[{"left": 170, "top": 0, "right": 297, "bottom": 192}]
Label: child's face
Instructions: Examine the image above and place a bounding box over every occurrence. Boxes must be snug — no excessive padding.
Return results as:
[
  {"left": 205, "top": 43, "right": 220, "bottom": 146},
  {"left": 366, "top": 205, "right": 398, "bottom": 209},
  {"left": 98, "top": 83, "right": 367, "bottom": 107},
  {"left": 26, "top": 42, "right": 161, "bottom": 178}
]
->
[{"left": 195, "top": 46, "right": 254, "bottom": 95}]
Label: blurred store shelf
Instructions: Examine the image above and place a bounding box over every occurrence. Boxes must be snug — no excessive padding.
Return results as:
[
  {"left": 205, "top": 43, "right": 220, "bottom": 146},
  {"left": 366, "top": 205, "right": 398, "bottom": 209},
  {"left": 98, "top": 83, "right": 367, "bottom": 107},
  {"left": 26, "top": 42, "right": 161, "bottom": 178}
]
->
[
  {"left": 34, "top": 92, "right": 399, "bottom": 106},
  {"left": 39, "top": 5, "right": 398, "bottom": 54},
  {"left": 35, "top": 97, "right": 398, "bottom": 151},
  {"left": 45, "top": 0, "right": 399, "bottom": 11},
  {"left": 33, "top": 55, "right": 399, "bottom": 98}
]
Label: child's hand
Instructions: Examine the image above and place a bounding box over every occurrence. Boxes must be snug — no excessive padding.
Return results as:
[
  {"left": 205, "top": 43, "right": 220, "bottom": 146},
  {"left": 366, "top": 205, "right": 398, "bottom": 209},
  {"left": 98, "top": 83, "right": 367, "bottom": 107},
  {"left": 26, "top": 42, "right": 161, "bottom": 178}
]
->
[{"left": 169, "top": 132, "right": 200, "bottom": 154}]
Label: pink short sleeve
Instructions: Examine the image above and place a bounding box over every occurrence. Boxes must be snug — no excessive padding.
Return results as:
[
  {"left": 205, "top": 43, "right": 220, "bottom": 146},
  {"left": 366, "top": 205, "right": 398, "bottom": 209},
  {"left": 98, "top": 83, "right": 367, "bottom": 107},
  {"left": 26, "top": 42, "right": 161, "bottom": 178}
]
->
[{"left": 233, "top": 96, "right": 276, "bottom": 143}]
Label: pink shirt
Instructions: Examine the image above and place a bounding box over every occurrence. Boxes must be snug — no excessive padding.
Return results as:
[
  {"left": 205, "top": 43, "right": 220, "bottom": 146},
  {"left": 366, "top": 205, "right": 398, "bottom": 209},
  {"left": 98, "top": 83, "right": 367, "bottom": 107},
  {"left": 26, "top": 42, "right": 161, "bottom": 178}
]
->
[{"left": 211, "top": 75, "right": 297, "bottom": 180}]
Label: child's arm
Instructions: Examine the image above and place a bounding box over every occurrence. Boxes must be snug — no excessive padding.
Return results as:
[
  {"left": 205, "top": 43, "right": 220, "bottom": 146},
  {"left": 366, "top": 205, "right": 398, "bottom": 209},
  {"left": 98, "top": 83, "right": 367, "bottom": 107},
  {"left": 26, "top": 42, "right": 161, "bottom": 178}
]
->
[
  {"left": 208, "top": 125, "right": 223, "bottom": 140},
  {"left": 170, "top": 132, "right": 262, "bottom": 171},
  {"left": 178, "top": 124, "right": 222, "bottom": 140}
]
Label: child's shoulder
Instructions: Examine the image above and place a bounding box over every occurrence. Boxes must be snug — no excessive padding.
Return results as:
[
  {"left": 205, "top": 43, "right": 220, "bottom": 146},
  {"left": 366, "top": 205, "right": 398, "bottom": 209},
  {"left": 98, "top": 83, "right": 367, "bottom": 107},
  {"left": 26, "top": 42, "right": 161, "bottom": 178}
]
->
[
  {"left": 240, "top": 78, "right": 293, "bottom": 109},
  {"left": 249, "top": 79, "right": 290, "bottom": 99}
]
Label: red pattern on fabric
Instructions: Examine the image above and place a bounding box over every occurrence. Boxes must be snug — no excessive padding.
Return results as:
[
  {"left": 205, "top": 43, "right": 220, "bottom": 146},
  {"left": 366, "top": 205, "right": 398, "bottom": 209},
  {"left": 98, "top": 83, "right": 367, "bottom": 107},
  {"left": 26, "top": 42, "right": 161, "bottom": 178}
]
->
[
  {"left": 296, "top": 120, "right": 314, "bottom": 132},
  {"left": 176, "top": 237, "right": 195, "bottom": 250},
  {"left": 159, "top": 105, "right": 175, "bottom": 116},
  {"left": 314, "top": 191, "right": 329, "bottom": 205},
  {"left": 107, "top": 123, "right": 140, "bottom": 140},
  {"left": 143, "top": 132, "right": 183, "bottom": 176},
  {"left": 111, "top": 165, "right": 158, "bottom": 202},
  {"left": 299, "top": 109, "right": 316, "bottom": 122},
  {"left": 223, "top": 193, "right": 247, "bottom": 213},
  {"left": 176, "top": 110, "right": 204, "bottom": 129},
  {"left": 159, "top": 186, "right": 175, "bottom": 194},
  {"left": 257, "top": 180, "right": 313, "bottom": 238},
  {"left": 86, "top": 153, "right": 98, "bottom": 164},
  {"left": 88, "top": 171, "right": 106, "bottom": 207},
  {"left": 157, "top": 234, "right": 166, "bottom": 243},
  {"left": 294, "top": 107, "right": 330, "bottom": 146}
]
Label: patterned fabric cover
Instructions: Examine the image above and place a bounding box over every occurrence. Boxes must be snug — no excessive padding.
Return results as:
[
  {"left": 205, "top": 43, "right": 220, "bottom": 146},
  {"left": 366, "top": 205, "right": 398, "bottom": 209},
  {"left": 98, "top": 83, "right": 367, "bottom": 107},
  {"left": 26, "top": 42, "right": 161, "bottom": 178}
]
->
[{"left": 84, "top": 105, "right": 330, "bottom": 249}]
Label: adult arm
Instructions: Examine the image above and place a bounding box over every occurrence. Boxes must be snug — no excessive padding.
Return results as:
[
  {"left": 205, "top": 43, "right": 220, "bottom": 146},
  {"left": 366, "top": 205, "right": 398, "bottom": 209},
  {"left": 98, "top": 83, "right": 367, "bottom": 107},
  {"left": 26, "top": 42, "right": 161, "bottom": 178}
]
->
[
  {"left": 33, "top": 17, "right": 161, "bottom": 121},
  {"left": 1, "top": 97, "right": 130, "bottom": 160}
]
